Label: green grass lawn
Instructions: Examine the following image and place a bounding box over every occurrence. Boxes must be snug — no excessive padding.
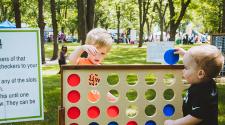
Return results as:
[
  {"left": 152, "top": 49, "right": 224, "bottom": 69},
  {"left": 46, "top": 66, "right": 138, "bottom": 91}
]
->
[{"left": 3, "top": 43, "right": 225, "bottom": 125}]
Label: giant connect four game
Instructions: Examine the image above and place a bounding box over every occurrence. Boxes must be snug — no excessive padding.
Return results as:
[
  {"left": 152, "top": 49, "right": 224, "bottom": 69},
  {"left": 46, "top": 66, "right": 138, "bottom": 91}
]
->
[{"left": 58, "top": 65, "right": 188, "bottom": 125}]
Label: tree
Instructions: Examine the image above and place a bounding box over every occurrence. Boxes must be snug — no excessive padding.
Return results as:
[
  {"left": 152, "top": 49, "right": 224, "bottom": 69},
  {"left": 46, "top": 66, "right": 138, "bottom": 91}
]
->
[
  {"left": 0, "top": 0, "right": 13, "bottom": 22},
  {"left": 154, "top": 0, "right": 168, "bottom": 41},
  {"left": 77, "top": 0, "right": 96, "bottom": 45},
  {"left": 38, "top": 0, "right": 45, "bottom": 64},
  {"left": 86, "top": 0, "right": 96, "bottom": 31},
  {"left": 50, "top": 0, "right": 58, "bottom": 60},
  {"left": 116, "top": 5, "right": 121, "bottom": 44},
  {"left": 146, "top": 15, "right": 154, "bottom": 41},
  {"left": 168, "top": 0, "right": 191, "bottom": 41},
  {"left": 12, "top": 0, "right": 21, "bottom": 28},
  {"left": 138, "top": 0, "right": 151, "bottom": 47},
  {"left": 222, "top": 0, "right": 225, "bottom": 32},
  {"left": 77, "top": 0, "right": 87, "bottom": 45}
]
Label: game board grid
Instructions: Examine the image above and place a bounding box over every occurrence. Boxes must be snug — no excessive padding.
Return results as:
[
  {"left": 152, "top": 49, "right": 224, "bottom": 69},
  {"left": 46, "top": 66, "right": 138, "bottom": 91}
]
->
[{"left": 63, "top": 69, "right": 188, "bottom": 125}]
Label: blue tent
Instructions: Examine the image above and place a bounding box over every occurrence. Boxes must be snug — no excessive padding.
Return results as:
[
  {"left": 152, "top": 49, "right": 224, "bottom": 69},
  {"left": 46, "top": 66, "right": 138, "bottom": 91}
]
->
[{"left": 0, "top": 20, "right": 16, "bottom": 28}]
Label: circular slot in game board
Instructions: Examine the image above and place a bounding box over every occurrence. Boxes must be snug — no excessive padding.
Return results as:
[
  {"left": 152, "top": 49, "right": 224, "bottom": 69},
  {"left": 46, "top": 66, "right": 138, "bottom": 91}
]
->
[
  {"left": 89, "top": 122, "right": 99, "bottom": 125},
  {"left": 145, "top": 105, "right": 156, "bottom": 117},
  {"left": 126, "top": 121, "right": 138, "bottom": 125},
  {"left": 163, "top": 104, "right": 175, "bottom": 117},
  {"left": 107, "top": 89, "right": 119, "bottom": 103},
  {"left": 145, "top": 73, "right": 157, "bottom": 85},
  {"left": 163, "top": 89, "right": 174, "bottom": 100},
  {"left": 67, "top": 74, "right": 80, "bottom": 86},
  {"left": 107, "top": 106, "right": 119, "bottom": 118},
  {"left": 67, "top": 107, "right": 80, "bottom": 119},
  {"left": 67, "top": 90, "right": 80, "bottom": 103},
  {"left": 107, "top": 73, "right": 119, "bottom": 86},
  {"left": 87, "top": 90, "right": 100, "bottom": 103},
  {"left": 126, "top": 104, "right": 138, "bottom": 118},
  {"left": 108, "top": 121, "right": 118, "bottom": 125},
  {"left": 126, "top": 74, "right": 138, "bottom": 85},
  {"left": 145, "top": 89, "right": 156, "bottom": 101},
  {"left": 126, "top": 89, "right": 138, "bottom": 102},
  {"left": 145, "top": 120, "right": 156, "bottom": 125},
  {"left": 163, "top": 74, "right": 175, "bottom": 86},
  {"left": 70, "top": 123, "right": 78, "bottom": 125},
  {"left": 87, "top": 106, "right": 100, "bottom": 119}
]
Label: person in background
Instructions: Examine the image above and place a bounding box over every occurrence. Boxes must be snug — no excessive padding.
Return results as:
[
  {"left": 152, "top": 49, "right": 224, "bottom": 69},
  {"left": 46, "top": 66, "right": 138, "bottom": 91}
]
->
[{"left": 58, "top": 45, "right": 67, "bottom": 74}]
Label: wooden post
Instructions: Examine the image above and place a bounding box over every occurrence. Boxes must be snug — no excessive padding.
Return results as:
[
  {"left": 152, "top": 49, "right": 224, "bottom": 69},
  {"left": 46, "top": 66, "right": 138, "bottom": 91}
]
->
[{"left": 58, "top": 106, "right": 65, "bottom": 125}]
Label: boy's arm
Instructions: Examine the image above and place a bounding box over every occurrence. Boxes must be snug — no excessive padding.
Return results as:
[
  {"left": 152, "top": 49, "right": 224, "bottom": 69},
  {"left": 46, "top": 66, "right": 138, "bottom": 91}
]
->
[
  {"left": 69, "top": 45, "right": 98, "bottom": 64},
  {"left": 69, "top": 46, "right": 84, "bottom": 64},
  {"left": 164, "top": 115, "right": 202, "bottom": 125},
  {"left": 174, "top": 48, "right": 186, "bottom": 56}
]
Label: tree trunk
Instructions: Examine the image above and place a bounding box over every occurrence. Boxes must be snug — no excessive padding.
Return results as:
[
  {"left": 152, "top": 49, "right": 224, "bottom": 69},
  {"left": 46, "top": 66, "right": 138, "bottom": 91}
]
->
[
  {"left": 38, "top": 0, "right": 46, "bottom": 64},
  {"left": 219, "top": 8, "right": 222, "bottom": 33},
  {"left": 160, "top": 18, "right": 164, "bottom": 41},
  {"left": 222, "top": 0, "right": 225, "bottom": 32},
  {"left": 146, "top": 18, "right": 150, "bottom": 38},
  {"left": 138, "top": 0, "right": 143, "bottom": 47},
  {"left": 116, "top": 5, "right": 120, "bottom": 44},
  {"left": 139, "top": 24, "right": 144, "bottom": 47},
  {"left": 77, "top": 0, "right": 87, "bottom": 45},
  {"left": 86, "top": 0, "right": 96, "bottom": 32},
  {"left": 138, "top": 0, "right": 151, "bottom": 47},
  {"left": 168, "top": 0, "right": 191, "bottom": 41},
  {"left": 12, "top": 0, "right": 21, "bottom": 28},
  {"left": 61, "top": 0, "right": 69, "bottom": 34},
  {"left": 147, "top": 16, "right": 154, "bottom": 41},
  {"left": 1, "top": 4, "right": 8, "bottom": 21},
  {"left": 50, "top": 0, "right": 59, "bottom": 60},
  {"left": 155, "top": 1, "right": 168, "bottom": 41}
]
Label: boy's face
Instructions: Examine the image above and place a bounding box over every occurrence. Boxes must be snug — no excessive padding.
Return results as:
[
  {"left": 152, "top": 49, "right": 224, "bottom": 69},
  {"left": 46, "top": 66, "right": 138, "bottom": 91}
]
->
[
  {"left": 88, "top": 46, "right": 108, "bottom": 65},
  {"left": 183, "top": 53, "right": 201, "bottom": 84}
]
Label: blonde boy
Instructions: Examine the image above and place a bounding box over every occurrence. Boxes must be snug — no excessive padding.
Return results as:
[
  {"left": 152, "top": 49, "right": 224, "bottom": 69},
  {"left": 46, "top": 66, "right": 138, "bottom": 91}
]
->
[
  {"left": 164, "top": 45, "right": 224, "bottom": 125},
  {"left": 69, "top": 28, "right": 116, "bottom": 102},
  {"left": 69, "top": 28, "right": 113, "bottom": 65}
]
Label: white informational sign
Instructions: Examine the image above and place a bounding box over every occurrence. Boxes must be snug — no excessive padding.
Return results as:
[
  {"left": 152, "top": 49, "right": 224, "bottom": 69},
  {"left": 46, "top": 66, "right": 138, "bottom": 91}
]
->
[
  {"left": 0, "top": 29, "right": 43, "bottom": 123},
  {"left": 146, "top": 41, "right": 174, "bottom": 64}
]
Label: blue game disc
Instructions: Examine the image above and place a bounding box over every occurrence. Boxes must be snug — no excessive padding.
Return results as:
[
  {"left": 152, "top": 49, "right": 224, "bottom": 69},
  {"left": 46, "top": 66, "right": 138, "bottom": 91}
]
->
[
  {"left": 163, "top": 104, "right": 175, "bottom": 117},
  {"left": 89, "top": 122, "right": 99, "bottom": 125},
  {"left": 108, "top": 121, "right": 118, "bottom": 125},
  {"left": 145, "top": 120, "right": 156, "bottom": 125},
  {"left": 164, "top": 49, "right": 179, "bottom": 65}
]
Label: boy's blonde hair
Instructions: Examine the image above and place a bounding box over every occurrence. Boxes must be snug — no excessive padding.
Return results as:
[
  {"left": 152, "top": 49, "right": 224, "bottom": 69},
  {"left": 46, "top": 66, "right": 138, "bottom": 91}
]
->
[
  {"left": 188, "top": 45, "right": 224, "bottom": 78},
  {"left": 86, "top": 28, "right": 113, "bottom": 52}
]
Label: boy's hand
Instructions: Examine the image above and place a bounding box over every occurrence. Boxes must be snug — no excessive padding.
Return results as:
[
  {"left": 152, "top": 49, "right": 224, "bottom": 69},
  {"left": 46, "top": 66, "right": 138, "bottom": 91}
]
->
[
  {"left": 164, "top": 120, "right": 175, "bottom": 125},
  {"left": 82, "top": 45, "right": 98, "bottom": 56},
  {"left": 174, "top": 48, "right": 186, "bottom": 56}
]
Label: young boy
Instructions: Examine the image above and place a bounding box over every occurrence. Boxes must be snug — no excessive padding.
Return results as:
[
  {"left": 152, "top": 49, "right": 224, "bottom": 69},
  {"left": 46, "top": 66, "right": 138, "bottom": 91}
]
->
[
  {"left": 69, "top": 28, "right": 117, "bottom": 102},
  {"left": 69, "top": 28, "right": 113, "bottom": 65},
  {"left": 164, "top": 45, "right": 224, "bottom": 125}
]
